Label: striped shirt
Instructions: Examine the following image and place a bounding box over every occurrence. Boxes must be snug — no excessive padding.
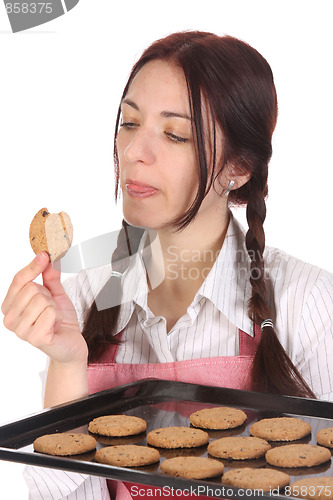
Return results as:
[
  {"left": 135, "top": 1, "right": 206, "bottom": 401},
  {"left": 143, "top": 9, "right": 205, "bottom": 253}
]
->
[{"left": 24, "top": 214, "right": 333, "bottom": 499}]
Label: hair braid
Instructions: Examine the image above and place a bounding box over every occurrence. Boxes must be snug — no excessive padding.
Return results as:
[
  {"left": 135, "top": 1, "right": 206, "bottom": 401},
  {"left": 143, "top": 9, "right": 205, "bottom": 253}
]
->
[
  {"left": 82, "top": 220, "right": 144, "bottom": 362},
  {"left": 245, "top": 179, "right": 271, "bottom": 325},
  {"left": 245, "top": 183, "right": 316, "bottom": 397}
]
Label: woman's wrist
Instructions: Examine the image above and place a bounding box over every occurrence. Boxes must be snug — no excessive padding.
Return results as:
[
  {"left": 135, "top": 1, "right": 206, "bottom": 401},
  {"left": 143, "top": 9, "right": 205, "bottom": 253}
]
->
[{"left": 44, "top": 357, "right": 89, "bottom": 408}]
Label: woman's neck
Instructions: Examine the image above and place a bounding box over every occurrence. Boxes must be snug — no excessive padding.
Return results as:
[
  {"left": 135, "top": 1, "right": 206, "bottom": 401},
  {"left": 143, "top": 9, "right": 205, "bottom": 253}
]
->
[{"left": 146, "top": 207, "right": 231, "bottom": 298}]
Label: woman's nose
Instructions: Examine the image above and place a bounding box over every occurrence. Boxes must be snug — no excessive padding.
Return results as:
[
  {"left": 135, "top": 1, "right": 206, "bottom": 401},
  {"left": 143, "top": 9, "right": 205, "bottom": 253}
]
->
[{"left": 124, "top": 128, "right": 155, "bottom": 165}]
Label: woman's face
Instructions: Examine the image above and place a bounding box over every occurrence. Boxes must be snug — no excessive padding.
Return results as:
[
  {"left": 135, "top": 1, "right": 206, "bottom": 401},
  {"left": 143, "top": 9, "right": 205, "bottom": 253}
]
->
[{"left": 116, "top": 59, "right": 224, "bottom": 230}]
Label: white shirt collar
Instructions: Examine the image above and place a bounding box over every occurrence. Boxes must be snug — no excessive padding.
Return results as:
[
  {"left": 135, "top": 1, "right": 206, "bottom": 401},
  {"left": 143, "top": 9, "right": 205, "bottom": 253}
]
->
[
  {"left": 196, "top": 214, "right": 254, "bottom": 336},
  {"left": 115, "top": 214, "right": 254, "bottom": 336}
]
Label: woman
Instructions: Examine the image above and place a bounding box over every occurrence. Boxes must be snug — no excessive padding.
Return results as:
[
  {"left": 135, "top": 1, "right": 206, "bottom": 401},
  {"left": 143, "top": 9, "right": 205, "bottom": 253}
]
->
[{"left": 2, "top": 30, "right": 333, "bottom": 499}]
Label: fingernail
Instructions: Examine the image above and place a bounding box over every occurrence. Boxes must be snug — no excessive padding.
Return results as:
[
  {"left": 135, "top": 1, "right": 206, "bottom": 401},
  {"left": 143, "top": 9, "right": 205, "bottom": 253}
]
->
[{"left": 35, "top": 252, "right": 50, "bottom": 265}]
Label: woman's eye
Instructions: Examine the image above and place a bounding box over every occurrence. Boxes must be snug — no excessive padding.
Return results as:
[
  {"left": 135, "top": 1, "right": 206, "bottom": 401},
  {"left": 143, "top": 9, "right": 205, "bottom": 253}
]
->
[
  {"left": 120, "top": 122, "right": 138, "bottom": 130},
  {"left": 165, "top": 132, "right": 189, "bottom": 144}
]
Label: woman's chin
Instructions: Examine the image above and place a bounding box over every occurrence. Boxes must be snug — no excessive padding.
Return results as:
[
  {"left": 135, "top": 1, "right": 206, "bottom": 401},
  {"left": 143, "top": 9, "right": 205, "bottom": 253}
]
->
[
  {"left": 122, "top": 204, "right": 180, "bottom": 231},
  {"left": 123, "top": 217, "right": 147, "bottom": 229},
  {"left": 123, "top": 212, "right": 156, "bottom": 230}
]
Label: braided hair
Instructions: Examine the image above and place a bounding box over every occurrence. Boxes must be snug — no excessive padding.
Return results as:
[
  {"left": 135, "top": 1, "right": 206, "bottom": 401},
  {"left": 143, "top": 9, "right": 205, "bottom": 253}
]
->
[
  {"left": 82, "top": 221, "right": 144, "bottom": 362},
  {"left": 82, "top": 31, "right": 315, "bottom": 398}
]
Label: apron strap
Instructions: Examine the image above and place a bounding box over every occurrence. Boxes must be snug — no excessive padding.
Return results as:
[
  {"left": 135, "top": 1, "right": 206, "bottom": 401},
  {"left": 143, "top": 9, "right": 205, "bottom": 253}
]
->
[
  {"left": 238, "top": 323, "right": 262, "bottom": 356},
  {"left": 109, "top": 330, "right": 124, "bottom": 362}
]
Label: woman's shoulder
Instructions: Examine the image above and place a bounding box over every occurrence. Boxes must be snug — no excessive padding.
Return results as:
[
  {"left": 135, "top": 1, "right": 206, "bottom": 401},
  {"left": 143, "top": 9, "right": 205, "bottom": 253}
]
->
[
  {"left": 230, "top": 216, "right": 332, "bottom": 293},
  {"left": 264, "top": 245, "right": 333, "bottom": 297}
]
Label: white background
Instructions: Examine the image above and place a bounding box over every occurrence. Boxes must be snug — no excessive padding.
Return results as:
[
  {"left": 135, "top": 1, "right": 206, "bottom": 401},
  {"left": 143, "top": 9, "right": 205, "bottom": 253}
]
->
[{"left": 0, "top": 0, "right": 332, "bottom": 497}]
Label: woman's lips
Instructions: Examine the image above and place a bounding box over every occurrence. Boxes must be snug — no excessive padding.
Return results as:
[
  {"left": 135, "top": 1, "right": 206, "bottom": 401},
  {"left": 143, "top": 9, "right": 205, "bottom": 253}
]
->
[{"left": 125, "top": 182, "right": 158, "bottom": 198}]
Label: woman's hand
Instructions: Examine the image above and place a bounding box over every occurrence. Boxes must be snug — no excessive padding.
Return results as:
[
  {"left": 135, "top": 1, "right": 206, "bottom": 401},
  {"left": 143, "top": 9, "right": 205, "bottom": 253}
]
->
[
  {"left": 1, "top": 251, "right": 88, "bottom": 366},
  {"left": 2, "top": 251, "right": 90, "bottom": 407}
]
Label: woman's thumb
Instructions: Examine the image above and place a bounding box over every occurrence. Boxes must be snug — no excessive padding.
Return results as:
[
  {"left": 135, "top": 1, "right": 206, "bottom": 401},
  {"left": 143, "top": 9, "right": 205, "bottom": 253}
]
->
[{"left": 42, "top": 260, "right": 65, "bottom": 297}]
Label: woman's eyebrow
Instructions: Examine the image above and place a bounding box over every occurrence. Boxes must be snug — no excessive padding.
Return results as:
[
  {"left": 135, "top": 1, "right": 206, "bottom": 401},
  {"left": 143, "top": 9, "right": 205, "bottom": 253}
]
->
[
  {"left": 161, "top": 111, "right": 192, "bottom": 121},
  {"left": 121, "top": 98, "right": 139, "bottom": 110},
  {"left": 121, "top": 98, "right": 191, "bottom": 121}
]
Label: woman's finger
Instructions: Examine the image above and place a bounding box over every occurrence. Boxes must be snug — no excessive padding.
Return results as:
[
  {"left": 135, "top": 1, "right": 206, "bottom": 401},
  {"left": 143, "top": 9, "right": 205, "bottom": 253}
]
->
[
  {"left": 1, "top": 252, "right": 50, "bottom": 315},
  {"left": 2, "top": 281, "right": 52, "bottom": 332},
  {"left": 16, "top": 300, "right": 63, "bottom": 345},
  {"left": 29, "top": 306, "right": 64, "bottom": 349}
]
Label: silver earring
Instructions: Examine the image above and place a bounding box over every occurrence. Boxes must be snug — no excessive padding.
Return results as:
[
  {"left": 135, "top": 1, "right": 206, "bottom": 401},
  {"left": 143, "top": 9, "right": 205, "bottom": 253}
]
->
[{"left": 224, "top": 180, "right": 235, "bottom": 197}]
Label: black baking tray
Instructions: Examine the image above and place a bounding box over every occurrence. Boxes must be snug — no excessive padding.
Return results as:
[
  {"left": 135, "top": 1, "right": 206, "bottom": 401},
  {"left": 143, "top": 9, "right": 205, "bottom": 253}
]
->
[{"left": 1, "top": 379, "right": 333, "bottom": 499}]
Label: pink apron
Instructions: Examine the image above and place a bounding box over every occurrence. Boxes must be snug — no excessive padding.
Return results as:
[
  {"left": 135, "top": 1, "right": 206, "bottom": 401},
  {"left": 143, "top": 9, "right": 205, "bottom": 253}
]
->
[{"left": 87, "top": 324, "right": 261, "bottom": 500}]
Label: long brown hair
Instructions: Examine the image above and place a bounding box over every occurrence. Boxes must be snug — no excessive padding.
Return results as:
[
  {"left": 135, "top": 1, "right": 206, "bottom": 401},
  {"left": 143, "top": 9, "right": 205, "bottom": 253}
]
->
[{"left": 82, "top": 31, "right": 315, "bottom": 398}]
